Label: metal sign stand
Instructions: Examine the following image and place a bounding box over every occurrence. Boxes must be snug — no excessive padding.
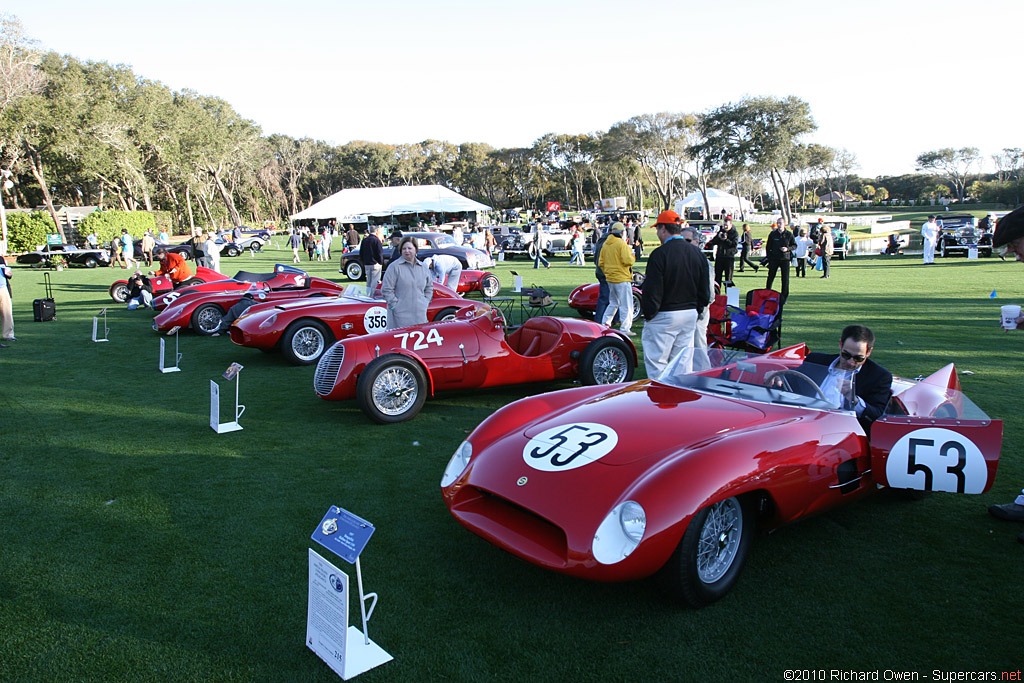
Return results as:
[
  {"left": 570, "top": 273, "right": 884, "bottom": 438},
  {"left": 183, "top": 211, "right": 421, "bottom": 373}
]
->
[
  {"left": 91, "top": 308, "right": 109, "bottom": 342},
  {"left": 340, "top": 555, "right": 390, "bottom": 679},
  {"left": 159, "top": 329, "right": 182, "bottom": 373},
  {"left": 209, "top": 364, "right": 245, "bottom": 433}
]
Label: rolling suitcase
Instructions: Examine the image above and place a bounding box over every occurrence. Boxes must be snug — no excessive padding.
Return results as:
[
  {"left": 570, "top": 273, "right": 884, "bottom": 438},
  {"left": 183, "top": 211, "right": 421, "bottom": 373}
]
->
[{"left": 33, "top": 272, "right": 56, "bottom": 322}]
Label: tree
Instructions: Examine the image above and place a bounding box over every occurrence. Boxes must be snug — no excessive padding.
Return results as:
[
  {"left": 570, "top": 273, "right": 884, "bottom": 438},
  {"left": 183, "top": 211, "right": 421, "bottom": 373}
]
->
[
  {"left": 0, "top": 14, "right": 44, "bottom": 118},
  {"left": 694, "top": 96, "right": 816, "bottom": 224},
  {"left": 832, "top": 148, "right": 859, "bottom": 210},
  {"left": 874, "top": 186, "right": 889, "bottom": 204},
  {"left": 604, "top": 112, "right": 694, "bottom": 211},
  {"left": 915, "top": 147, "right": 980, "bottom": 202}
]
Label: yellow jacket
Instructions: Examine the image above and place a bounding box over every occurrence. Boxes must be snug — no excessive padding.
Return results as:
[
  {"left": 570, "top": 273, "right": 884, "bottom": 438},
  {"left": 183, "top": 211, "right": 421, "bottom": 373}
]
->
[{"left": 598, "top": 235, "right": 635, "bottom": 283}]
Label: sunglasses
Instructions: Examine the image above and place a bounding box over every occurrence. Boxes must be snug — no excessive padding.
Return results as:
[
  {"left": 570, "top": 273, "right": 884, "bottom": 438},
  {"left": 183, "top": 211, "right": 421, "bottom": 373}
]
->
[{"left": 840, "top": 349, "right": 867, "bottom": 363}]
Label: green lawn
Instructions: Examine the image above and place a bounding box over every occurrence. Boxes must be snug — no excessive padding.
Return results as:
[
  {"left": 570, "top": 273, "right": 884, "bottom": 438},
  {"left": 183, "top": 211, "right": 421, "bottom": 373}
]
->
[{"left": 1, "top": 246, "right": 1021, "bottom": 681}]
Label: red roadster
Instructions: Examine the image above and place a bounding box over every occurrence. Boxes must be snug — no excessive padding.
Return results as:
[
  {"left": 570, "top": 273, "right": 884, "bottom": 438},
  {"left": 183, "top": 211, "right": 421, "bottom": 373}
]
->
[
  {"left": 229, "top": 282, "right": 484, "bottom": 365},
  {"left": 108, "top": 266, "right": 226, "bottom": 303},
  {"left": 440, "top": 344, "right": 1002, "bottom": 607},
  {"left": 567, "top": 281, "right": 642, "bottom": 320},
  {"left": 149, "top": 264, "right": 342, "bottom": 311},
  {"left": 313, "top": 310, "right": 637, "bottom": 423}
]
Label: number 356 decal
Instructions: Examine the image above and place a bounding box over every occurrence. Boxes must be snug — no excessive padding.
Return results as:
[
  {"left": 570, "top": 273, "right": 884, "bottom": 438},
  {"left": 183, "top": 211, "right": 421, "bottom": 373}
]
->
[
  {"left": 885, "top": 427, "right": 988, "bottom": 494},
  {"left": 522, "top": 423, "right": 618, "bottom": 472}
]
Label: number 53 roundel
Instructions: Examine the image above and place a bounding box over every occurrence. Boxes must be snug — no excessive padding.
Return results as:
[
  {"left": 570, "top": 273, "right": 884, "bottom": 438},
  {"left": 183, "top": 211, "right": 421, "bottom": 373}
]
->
[{"left": 871, "top": 415, "right": 1002, "bottom": 494}]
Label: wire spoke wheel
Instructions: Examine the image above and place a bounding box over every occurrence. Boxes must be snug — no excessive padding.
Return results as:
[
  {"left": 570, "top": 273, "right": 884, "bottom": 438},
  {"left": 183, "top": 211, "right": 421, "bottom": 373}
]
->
[
  {"left": 592, "top": 346, "right": 629, "bottom": 384},
  {"left": 696, "top": 499, "right": 743, "bottom": 584},
  {"left": 194, "top": 306, "right": 223, "bottom": 334},
  {"left": 292, "top": 327, "right": 325, "bottom": 362},
  {"left": 371, "top": 366, "right": 420, "bottom": 416}
]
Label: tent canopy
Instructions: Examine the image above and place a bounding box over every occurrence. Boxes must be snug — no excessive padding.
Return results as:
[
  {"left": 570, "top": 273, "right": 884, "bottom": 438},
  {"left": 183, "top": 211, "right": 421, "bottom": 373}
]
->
[
  {"left": 675, "top": 188, "right": 754, "bottom": 213},
  {"left": 290, "top": 185, "right": 491, "bottom": 223}
]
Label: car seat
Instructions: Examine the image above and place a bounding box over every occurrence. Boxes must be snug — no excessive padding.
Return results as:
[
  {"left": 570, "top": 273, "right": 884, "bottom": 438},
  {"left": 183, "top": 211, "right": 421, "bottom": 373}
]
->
[{"left": 507, "top": 317, "right": 563, "bottom": 357}]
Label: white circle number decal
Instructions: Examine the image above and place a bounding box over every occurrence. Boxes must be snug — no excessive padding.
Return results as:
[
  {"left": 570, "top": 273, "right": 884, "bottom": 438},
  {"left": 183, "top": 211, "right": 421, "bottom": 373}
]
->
[
  {"left": 363, "top": 306, "right": 388, "bottom": 332},
  {"left": 885, "top": 427, "right": 988, "bottom": 494},
  {"left": 522, "top": 423, "right": 618, "bottom": 472}
]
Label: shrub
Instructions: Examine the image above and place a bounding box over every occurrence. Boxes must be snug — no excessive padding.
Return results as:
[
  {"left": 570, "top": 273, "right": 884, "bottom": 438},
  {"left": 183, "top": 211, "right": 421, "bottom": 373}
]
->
[
  {"left": 151, "top": 210, "right": 176, "bottom": 237},
  {"left": 78, "top": 210, "right": 156, "bottom": 244},
  {"left": 6, "top": 211, "right": 57, "bottom": 252}
]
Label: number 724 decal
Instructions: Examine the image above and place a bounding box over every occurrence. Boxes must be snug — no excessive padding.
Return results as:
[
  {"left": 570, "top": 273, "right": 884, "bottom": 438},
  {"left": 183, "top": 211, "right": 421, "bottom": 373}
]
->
[
  {"left": 394, "top": 328, "right": 444, "bottom": 351},
  {"left": 884, "top": 427, "right": 988, "bottom": 494}
]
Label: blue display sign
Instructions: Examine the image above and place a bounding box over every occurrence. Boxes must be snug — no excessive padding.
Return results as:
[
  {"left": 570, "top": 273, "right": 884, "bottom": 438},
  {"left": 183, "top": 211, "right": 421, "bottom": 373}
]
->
[{"left": 311, "top": 506, "right": 375, "bottom": 564}]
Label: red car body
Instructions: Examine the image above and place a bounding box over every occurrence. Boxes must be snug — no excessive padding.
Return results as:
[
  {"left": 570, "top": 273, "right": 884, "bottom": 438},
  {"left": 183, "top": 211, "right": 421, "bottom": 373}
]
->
[
  {"left": 228, "top": 282, "right": 484, "bottom": 365},
  {"left": 567, "top": 282, "right": 642, "bottom": 319},
  {"left": 313, "top": 312, "right": 638, "bottom": 423},
  {"left": 457, "top": 270, "right": 501, "bottom": 297},
  {"left": 108, "top": 266, "right": 226, "bottom": 303},
  {"left": 150, "top": 264, "right": 342, "bottom": 311},
  {"left": 440, "top": 344, "right": 1002, "bottom": 607}
]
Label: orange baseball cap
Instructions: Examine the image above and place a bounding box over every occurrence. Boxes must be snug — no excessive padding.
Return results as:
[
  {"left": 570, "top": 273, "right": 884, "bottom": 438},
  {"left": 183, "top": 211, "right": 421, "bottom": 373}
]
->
[{"left": 655, "top": 210, "right": 683, "bottom": 225}]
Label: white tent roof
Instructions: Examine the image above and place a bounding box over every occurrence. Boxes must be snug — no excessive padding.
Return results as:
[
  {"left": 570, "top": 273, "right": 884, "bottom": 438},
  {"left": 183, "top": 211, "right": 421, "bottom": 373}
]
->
[
  {"left": 290, "top": 185, "right": 491, "bottom": 222},
  {"left": 675, "top": 188, "right": 754, "bottom": 211}
]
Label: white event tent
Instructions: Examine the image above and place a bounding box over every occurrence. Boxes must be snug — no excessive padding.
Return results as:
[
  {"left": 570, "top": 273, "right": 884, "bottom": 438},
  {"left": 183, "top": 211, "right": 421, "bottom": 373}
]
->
[
  {"left": 290, "top": 185, "right": 491, "bottom": 224},
  {"left": 674, "top": 188, "right": 754, "bottom": 218}
]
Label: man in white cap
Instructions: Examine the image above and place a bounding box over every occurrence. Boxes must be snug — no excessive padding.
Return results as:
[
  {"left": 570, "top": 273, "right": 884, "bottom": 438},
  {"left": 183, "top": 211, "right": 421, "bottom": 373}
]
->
[
  {"left": 426, "top": 252, "right": 463, "bottom": 291},
  {"left": 920, "top": 215, "right": 939, "bottom": 265}
]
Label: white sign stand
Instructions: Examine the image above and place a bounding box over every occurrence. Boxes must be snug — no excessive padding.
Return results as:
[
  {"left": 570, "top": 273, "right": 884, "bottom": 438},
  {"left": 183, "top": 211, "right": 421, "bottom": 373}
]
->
[
  {"left": 513, "top": 275, "right": 523, "bottom": 292},
  {"left": 159, "top": 329, "right": 182, "bottom": 373},
  {"left": 91, "top": 308, "right": 109, "bottom": 342},
  {"left": 726, "top": 286, "right": 740, "bottom": 309},
  {"left": 209, "top": 364, "right": 245, "bottom": 433},
  {"left": 968, "top": 246, "right": 978, "bottom": 260}
]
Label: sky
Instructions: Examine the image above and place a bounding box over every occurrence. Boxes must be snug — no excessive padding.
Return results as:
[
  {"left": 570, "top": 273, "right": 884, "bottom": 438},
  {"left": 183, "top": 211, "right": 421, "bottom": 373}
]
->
[{"left": 6, "top": 0, "right": 1023, "bottom": 178}]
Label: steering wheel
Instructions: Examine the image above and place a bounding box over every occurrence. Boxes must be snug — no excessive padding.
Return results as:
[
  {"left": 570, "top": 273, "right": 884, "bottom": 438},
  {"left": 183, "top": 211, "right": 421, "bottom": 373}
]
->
[{"left": 763, "top": 369, "right": 829, "bottom": 402}]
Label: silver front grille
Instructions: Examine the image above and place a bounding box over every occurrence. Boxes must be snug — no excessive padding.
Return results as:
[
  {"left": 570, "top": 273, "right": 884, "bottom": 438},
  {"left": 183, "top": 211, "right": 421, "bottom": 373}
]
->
[{"left": 314, "top": 343, "right": 345, "bottom": 396}]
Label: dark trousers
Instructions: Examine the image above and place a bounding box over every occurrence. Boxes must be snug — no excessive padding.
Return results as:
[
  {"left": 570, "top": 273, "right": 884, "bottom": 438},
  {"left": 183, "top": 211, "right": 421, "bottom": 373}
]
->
[
  {"left": 821, "top": 254, "right": 831, "bottom": 278},
  {"left": 595, "top": 279, "right": 619, "bottom": 325},
  {"left": 765, "top": 260, "right": 791, "bottom": 303},
  {"left": 714, "top": 256, "right": 734, "bottom": 286},
  {"left": 738, "top": 246, "right": 758, "bottom": 272},
  {"left": 795, "top": 257, "right": 807, "bottom": 277}
]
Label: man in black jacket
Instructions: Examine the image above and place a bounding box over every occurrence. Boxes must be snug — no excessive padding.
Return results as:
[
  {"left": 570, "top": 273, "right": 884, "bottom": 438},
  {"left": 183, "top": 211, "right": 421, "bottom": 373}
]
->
[
  {"left": 765, "top": 220, "right": 797, "bottom": 303},
  {"left": 707, "top": 217, "right": 738, "bottom": 287},
  {"left": 640, "top": 210, "right": 711, "bottom": 379},
  {"left": 798, "top": 324, "right": 892, "bottom": 432},
  {"left": 360, "top": 226, "right": 385, "bottom": 293}
]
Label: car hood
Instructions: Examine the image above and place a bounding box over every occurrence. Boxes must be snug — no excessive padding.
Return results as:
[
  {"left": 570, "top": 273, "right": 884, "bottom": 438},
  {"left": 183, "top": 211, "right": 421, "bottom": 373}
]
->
[{"left": 517, "top": 382, "right": 767, "bottom": 466}]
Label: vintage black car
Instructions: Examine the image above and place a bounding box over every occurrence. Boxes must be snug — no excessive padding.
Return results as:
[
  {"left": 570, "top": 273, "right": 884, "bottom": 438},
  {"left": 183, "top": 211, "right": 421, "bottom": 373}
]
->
[
  {"left": 339, "top": 231, "right": 494, "bottom": 280},
  {"left": 17, "top": 243, "right": 110, "bottom": 268},
  {"left": 938, "top": 214, "right": 991, "bottom": 257}
]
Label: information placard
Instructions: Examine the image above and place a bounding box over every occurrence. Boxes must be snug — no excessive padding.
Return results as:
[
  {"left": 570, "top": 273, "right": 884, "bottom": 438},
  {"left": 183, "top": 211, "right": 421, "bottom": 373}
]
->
[
  {"left": 307, "top": 548, "right": 349, "bottom": 678},
  {"left": 312, "top": 506, "right": 375, "bottom": 565}
]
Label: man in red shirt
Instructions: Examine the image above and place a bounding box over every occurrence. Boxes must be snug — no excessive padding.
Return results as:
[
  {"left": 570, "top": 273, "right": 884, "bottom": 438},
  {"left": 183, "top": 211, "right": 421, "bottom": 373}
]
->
[{"left": 153, "top": 248, "right": 194, "bottom": 287}]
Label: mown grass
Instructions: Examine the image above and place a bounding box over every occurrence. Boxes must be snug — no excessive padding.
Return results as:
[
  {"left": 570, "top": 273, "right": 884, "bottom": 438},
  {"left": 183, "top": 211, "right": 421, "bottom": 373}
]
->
[{"left": 1, "top": 245, "right": 1021, "bottom": 681}]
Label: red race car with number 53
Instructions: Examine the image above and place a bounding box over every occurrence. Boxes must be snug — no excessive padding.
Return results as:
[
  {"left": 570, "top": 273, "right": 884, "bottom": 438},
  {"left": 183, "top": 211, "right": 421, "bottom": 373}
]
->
[
  {"left": 313, "top": 310, "right": 637, "bottom": 423},
  {"left": 440, "top": 344, "right": 1002, "bottom": 608}
]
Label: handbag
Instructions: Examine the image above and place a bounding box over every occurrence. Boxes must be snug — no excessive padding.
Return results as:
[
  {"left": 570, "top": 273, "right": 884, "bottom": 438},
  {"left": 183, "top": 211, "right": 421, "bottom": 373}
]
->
[
  {"left": 815, "top": 255, "right": 824, "bottom": 271},
  {"left": 524, "top": 286, "right": 553, "bottom": 307}
]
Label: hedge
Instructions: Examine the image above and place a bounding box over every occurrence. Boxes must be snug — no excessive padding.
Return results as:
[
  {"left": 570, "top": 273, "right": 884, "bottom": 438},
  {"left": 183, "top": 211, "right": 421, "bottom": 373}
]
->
[
  {"left": 78, "top": 210, "right": 157, "bottom": 245},
  {"left": 5, "top": 211, "right": 58, "bottom": 252}
]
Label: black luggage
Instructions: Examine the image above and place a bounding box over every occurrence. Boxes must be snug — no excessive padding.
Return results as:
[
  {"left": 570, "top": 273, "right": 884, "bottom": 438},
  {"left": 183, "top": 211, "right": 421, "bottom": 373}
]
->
[{"left": 33, "top": 272, "right": 56, "bottom": 322}]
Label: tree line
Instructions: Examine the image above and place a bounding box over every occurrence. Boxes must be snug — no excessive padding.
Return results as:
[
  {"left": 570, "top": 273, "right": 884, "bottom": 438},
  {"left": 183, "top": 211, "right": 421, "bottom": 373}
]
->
[{"left": 1, "top": 15, "right": 1020, "bottom": 242}]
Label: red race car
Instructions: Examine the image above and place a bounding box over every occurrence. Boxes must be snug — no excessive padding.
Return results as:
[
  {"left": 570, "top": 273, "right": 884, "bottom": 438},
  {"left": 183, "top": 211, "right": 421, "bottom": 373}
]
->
[
  {"left": 108, "top": 266, "right": 226, "bottom": 303},
  {"left": 313, "top": 310, "right": 637, "bottom": 423},
  {"left": 440, "top": 344, "right": 1002, "bottom": 607},
  {"left": 567, "top": 281, "right": 642, "bottom": 320},
  {"left": 457, "top": 269, "right": 502, "bottom": 298},
  {"left": 149, "top": 264, "right": 342, "bottom": 311},
  {"left": 229, "top": 282, "right": 485, "bottom": 365}
]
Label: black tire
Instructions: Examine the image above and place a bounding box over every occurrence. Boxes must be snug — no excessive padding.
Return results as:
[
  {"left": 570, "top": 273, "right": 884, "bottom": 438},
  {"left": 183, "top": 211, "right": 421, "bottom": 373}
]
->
[
  {"left": 345, "top": 260, "right": 364, "bottom": 281},
  {"left": 356, "top": 354, "right": 428, "bottom": 424},
  {"left": 577, "top": 309, "right": 595, "bottom": 321},
  {"left": 190, "top": 303, "right": 224, "bottom": 336},
  {"left": 578, "top": 337, "right": 634, "bottom": 385},
  {"left": 250, "top": 242, "right": 263, "bottom": 253},
  {"left": 181, "top": 278, "right": 203, "bottom": 287},
  {"left": 83, "top": 256, "right": 99, "bottom": 268},
  {"left": 109, "top": 282, "right": 128, "bottom": 303},
  {"left": 660, "top": 496, "right": 753, "bottom": 608},
  {"left": 225, "top": 246, "right": 240, "bottom": 257},
  {"left": 632, "top": 291, "right": 642, "bottom": 314},
  {"left": 281, "top": 320, "right": 333, "bottom": 365},
  {"left": 481, "top": 274, "right": 501, "bottom": 298},
  {"left": 433, "top": 307, "right": 459, "bottom": 322},
  {"left": 940, "top": 244, "right": 948, "bottom": 258}
]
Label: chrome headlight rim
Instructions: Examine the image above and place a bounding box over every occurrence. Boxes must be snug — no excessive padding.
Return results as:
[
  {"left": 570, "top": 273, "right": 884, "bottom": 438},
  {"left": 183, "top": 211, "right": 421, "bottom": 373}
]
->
[
  {"left": 258, "top": 313, "right": 278, "bottom": 329},
  {"left": 592, "top": 500, "right": 646, "bottom": 565}
]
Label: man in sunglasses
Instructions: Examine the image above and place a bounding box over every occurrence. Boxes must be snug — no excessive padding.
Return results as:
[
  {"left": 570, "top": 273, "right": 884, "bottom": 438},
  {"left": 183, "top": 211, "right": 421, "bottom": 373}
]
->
[
  {"left": 798, "top": 324, "right": 892, "bottom": 432},
  {"left": 986, "top": 205, "right": 1024, "bottom": 542}
]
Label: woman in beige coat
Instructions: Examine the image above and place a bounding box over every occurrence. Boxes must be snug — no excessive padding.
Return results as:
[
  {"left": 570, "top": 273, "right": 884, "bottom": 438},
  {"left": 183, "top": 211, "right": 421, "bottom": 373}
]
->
[{"left": 381, "top": 236, "right": 433, "bottom": 330}]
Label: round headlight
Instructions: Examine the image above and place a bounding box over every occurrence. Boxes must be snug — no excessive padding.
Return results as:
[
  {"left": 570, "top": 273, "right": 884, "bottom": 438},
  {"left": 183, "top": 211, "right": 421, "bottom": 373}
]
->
[
  {"left": 619, "top": 501, "right": 646, "bottom": 542},
  {"left": 440, "top": 441, "right": 472, "bottom": 488},
  {"left": 592, "top": 500, "right": 646, "bottom": 565},
  {"left": 258, "top": 313, "right": 278, "bottom": 329}
]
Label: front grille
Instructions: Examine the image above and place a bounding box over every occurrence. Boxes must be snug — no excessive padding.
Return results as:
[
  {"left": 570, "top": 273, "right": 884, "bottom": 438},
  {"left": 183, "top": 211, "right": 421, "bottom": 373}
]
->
[{"left": 314, "top": 344, "right": 345, "bottom": 396}]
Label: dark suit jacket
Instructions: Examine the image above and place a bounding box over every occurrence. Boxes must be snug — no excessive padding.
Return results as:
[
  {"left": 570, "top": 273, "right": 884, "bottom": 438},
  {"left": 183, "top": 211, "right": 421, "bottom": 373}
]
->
[{"left": 802, "top": 352, "right": 893, "bottom": 427}]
